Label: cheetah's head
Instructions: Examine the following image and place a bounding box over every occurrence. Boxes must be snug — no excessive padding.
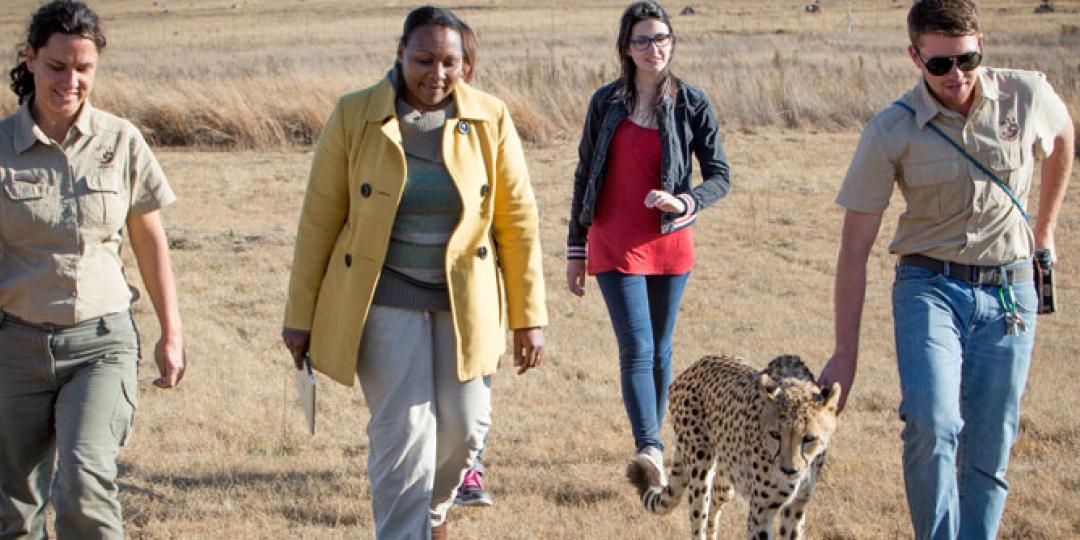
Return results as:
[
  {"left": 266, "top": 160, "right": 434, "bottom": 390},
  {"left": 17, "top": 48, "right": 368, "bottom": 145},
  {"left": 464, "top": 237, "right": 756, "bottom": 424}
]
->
[{"left": 757, "top": 374, "right": 841, "bottom": 480}]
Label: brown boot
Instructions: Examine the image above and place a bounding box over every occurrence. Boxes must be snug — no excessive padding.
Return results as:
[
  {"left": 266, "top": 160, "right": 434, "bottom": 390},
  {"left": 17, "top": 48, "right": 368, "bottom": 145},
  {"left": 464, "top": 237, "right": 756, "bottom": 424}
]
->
[{"left": 431, "top": 522, "right": 448, "bottom": 540}]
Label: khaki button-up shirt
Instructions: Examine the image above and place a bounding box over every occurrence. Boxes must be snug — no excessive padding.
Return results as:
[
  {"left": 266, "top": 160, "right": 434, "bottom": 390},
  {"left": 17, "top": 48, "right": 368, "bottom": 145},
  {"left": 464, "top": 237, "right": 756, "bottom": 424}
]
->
[
  {"left": 0, "top": 100, "right": 175, "bottom": 325},
  {"left": 837, "top": 68, "right": 1068, "bottom": 265}
]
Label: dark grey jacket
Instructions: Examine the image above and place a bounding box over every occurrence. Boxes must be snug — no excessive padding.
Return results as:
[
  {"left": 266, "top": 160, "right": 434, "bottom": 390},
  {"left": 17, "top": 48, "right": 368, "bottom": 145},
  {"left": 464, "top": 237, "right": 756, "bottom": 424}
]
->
[{"left": 566, "top": 79, "right": 731, "bottom": 258}]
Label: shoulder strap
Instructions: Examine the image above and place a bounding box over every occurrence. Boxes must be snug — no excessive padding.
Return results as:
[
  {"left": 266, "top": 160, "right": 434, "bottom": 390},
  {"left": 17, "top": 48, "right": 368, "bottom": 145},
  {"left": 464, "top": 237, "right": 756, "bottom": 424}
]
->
[{"left": 892, "top": 100, "right": 1029, "bottom": 222}]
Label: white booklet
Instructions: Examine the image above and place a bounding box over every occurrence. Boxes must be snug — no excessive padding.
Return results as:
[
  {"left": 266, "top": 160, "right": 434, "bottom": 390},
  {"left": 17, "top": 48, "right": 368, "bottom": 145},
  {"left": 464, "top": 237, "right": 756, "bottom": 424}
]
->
[{"left": 294, "top": 356, "right": 316, "bottom": 435}]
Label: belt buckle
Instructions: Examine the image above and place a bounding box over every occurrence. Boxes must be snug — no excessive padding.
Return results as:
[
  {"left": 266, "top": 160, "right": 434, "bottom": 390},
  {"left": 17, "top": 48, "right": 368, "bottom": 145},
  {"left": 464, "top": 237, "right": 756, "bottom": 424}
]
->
[{"left": 973, "top": 266, "right": 1003, "bottom": 286}]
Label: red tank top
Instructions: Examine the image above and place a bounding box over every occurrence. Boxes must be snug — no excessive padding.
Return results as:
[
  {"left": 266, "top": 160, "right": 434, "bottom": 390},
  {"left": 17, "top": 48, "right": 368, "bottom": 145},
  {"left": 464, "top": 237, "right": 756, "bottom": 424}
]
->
[{"left": 587, "top": 119, "right": 695, "bottom": 275}]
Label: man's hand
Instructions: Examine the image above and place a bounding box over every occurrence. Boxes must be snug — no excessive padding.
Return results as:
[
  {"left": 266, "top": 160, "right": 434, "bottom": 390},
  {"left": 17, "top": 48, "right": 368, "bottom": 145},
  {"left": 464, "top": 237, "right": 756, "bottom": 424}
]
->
[
  {"left": 1033, "top": 115, "right": 1073, "bottom": 265},
  {"left": 818, "top": 353, "right": 856, "bottom": 414},
  {"left": 821, "top": 210, "right": 883, "bottom": 414}
]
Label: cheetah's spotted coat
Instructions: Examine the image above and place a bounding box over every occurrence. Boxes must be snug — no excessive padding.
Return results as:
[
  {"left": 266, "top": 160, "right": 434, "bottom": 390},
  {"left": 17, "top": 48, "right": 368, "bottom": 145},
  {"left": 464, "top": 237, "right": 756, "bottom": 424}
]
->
[{"left": 627, "top": 354, "right": 840, "bottom": 539}]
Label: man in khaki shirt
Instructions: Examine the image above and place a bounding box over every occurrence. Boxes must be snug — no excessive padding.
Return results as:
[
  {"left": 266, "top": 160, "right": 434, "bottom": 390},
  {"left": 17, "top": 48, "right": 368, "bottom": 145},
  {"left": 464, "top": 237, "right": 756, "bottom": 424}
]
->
[{"left": 818, "top": 1, "right": 1074, "bottom": 539}]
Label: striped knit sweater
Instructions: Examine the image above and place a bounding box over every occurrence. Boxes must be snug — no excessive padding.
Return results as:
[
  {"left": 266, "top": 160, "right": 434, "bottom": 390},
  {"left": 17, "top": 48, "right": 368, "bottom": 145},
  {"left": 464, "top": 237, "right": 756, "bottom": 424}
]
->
[{"left": 371, "top": 98, "right": 463, "bottom": 311}]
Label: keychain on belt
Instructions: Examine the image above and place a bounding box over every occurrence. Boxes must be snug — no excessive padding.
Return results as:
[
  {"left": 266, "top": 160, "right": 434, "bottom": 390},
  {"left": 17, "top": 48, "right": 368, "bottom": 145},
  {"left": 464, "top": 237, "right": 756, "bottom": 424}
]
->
[{"left": 998, "top": 284, "right": 1027, "bottom": 336}]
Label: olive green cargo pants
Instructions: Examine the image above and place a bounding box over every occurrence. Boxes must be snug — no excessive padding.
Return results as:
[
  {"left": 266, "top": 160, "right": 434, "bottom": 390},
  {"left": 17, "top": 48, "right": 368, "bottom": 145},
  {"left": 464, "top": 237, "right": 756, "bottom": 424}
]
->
[{"left": 0, "top": 311, "right": 139, "bottom": 540}]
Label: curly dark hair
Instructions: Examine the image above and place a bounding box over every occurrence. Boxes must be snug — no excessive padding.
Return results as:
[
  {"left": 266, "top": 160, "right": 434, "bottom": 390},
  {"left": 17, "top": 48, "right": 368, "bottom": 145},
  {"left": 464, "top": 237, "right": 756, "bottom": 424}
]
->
[{"left": 9, "top": 0, "right": 106, "bottom": 104}]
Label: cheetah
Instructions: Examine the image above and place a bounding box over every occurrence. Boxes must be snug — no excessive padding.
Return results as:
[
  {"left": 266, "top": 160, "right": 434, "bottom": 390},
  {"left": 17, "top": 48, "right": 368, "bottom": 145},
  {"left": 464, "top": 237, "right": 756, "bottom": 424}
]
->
[{"left": 626, "top": 354, "right": 840, "bottom": 539}]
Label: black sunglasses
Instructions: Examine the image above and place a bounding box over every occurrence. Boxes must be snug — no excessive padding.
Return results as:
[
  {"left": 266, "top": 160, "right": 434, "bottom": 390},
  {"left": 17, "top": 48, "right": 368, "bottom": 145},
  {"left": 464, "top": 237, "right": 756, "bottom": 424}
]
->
[{"left": 915, "top": 48, "right": 983, "bottom": 76}]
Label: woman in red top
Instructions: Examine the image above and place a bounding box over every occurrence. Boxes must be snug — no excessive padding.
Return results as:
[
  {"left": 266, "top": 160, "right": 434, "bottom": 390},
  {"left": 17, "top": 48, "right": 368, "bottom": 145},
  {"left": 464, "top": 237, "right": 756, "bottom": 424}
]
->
[{"left": 566, "top": 1, "right": 731, "bottom": 481}]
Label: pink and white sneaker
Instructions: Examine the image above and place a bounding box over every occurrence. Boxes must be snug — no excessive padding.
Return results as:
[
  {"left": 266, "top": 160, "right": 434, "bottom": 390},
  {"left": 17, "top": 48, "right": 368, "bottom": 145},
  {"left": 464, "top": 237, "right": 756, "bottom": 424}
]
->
[{"left": 454, "top": 468, "right": 493, "bottom": 507}]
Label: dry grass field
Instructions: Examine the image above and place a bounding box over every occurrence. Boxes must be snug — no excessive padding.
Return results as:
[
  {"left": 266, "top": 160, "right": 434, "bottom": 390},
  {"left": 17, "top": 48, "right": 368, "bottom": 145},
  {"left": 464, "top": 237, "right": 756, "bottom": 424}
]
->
[
  {"left": 2, "top": 0, "right": 1080, "bottom": 538},
  {"left": 1, "top": 0, "right": 1078, "bottom": 145}
]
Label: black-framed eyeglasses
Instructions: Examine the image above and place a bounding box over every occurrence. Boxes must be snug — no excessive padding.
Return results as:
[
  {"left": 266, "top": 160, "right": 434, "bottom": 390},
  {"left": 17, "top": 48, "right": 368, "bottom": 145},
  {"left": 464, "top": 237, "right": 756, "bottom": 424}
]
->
[
  {"left": 914, "top": 47, "right": 982, "bottom": 76},
  {"left": 629, "top": 33, "right": 672, "bottom": 52}
]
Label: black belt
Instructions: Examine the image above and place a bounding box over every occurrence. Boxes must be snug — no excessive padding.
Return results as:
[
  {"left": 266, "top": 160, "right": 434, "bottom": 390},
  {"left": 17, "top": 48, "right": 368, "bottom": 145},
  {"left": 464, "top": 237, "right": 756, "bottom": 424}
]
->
[
  {"left": 0, "top": 310, "right": 127, "bottom": 334},
  {"left": 899, "top": 254, "right": 1032, "bottom": 286}
]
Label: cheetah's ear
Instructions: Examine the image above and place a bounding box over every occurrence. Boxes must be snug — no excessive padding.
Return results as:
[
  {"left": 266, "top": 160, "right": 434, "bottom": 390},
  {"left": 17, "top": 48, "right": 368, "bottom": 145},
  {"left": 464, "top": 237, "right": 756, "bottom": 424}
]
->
[
  {"left": 759, "top": 373, "right": 780, "bottom": 401},
  {"left": 820, "top": 382, "right": 842, "bottom": 412}
]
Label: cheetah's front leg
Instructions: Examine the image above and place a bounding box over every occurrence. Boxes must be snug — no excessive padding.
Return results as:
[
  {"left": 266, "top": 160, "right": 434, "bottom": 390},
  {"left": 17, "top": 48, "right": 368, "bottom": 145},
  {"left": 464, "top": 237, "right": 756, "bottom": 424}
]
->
[
  {"left": 705, "top": 474, "right": 734, "bottom": 540},
  {"left": 745, "top": 492, "right": 782, "bottom": 540},
  {"left": 777, "top": 453, "right": 825, "bottom": 539},
  {"left": 685, "top": 454, "right": 718, "bottom": 540}
]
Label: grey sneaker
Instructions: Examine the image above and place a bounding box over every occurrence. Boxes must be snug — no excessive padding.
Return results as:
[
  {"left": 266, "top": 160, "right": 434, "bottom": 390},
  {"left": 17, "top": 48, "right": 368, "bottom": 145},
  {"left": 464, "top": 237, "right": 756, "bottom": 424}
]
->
[
  {"left": 633, "top": 445, "right": 666, "bottom": 487},
  {"left": 454, "top": 469, "right": 493, "bottom": 507}
]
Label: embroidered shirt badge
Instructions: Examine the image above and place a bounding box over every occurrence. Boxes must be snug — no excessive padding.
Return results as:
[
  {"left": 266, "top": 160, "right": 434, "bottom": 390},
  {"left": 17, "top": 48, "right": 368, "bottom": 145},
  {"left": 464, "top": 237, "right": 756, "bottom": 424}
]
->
[
  {"left": 99, "top": 147, "right": 116, "bottom": 168},
  {"left": 999, "top": 116, "right": 1020, "bottom": 142}
]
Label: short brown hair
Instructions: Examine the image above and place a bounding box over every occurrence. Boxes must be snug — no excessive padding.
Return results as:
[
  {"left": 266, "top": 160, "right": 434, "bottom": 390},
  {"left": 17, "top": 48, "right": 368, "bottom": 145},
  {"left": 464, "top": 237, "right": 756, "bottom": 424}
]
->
[{"left": 907, "top": 0, "right": 980, "bottom": 45}]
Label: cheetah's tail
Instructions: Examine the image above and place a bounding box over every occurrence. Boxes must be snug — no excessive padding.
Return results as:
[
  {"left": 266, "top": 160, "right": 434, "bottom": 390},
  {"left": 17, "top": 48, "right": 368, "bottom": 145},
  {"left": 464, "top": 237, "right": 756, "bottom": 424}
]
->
[{"left": 626, "top": 453, "right": 685, "bottom": 515}]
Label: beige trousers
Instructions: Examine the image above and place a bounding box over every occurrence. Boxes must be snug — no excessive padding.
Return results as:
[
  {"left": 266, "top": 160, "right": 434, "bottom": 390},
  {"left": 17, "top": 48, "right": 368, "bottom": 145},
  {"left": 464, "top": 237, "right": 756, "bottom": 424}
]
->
[
  {"left": 356, "top": 305, "right": 491, "bottom": 540},
  {"left": 0, "top": 311, "right": 139, "bottom": 540}
]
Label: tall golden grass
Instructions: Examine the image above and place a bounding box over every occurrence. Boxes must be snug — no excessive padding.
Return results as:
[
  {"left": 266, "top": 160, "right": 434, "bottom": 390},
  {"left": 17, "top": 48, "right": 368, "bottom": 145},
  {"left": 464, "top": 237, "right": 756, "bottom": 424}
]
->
[
  {"left": 2, "top": 1, "right": 1080, "bottom": 538},
  {"left": 1, "top": 0, "right": 1077, "bottom": 147}
]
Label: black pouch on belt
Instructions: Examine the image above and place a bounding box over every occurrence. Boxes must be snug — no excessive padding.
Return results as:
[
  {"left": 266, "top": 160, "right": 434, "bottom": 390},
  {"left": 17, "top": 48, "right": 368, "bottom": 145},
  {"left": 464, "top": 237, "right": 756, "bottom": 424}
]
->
[{"left": 1034, "top": 249, "right": 1056, "bottom": 314}]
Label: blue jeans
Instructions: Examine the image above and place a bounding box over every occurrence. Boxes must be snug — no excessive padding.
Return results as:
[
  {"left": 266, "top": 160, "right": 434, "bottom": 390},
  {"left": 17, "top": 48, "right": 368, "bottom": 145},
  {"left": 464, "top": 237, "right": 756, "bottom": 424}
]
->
[
  {"left": 891, "top": 264, "right": 1036, "bottom": 540},
  {"left": 596, "top": 271, "right": 690, "bottom": 452}
]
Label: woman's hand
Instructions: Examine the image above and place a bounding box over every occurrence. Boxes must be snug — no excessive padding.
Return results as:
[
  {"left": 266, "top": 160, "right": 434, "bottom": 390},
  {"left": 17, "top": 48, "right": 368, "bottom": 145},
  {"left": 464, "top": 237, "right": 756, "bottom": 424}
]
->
[
  {"left": 643, "top": 189, "right": 687, "bottom": 214},
  {"left": 282, "top": 327, "right": 311, "bottom": 370},
  {"left": 513, "top": 327, "right": 545, "bottom": 374},
  {"left": 153, "top": 335, "right": 187, "bottom": 388},
  {"left": 566, "top": 259, "right": 587, "bottom": 297},
  {"left": 126, "top": 209, "right": 186, "bottom": 389}
]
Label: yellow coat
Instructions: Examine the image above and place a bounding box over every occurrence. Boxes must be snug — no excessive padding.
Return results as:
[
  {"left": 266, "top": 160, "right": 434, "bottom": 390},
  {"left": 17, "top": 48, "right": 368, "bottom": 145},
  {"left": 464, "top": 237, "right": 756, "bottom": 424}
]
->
[{"left": 284, "top": 77, "right": 548, "bottom": 386}]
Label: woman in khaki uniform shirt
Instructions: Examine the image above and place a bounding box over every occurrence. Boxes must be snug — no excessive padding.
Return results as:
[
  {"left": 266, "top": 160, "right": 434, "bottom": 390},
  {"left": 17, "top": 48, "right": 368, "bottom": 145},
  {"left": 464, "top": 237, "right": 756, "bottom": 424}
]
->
[{"left": 0, "top": 2, "right": 185, "bottom": 538}]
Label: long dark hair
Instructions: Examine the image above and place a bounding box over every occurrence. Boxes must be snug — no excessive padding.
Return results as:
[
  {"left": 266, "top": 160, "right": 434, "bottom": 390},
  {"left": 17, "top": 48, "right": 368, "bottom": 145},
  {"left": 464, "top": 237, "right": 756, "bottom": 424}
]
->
[
  {"left": 9, "top": 0, "right": 106, "bottom": 105},
  {"left": 615, "top": 1, "right": 678, "bottom": 112},
  {"left": 395, "top": 5, "right": 476, "bottom": 87}
]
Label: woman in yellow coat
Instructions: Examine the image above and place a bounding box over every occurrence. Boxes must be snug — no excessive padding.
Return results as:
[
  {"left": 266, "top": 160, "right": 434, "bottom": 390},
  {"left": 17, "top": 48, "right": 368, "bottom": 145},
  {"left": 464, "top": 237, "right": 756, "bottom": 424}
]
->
[{"left": 282, "top": 6, "right": 546, "bottom": 539}]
